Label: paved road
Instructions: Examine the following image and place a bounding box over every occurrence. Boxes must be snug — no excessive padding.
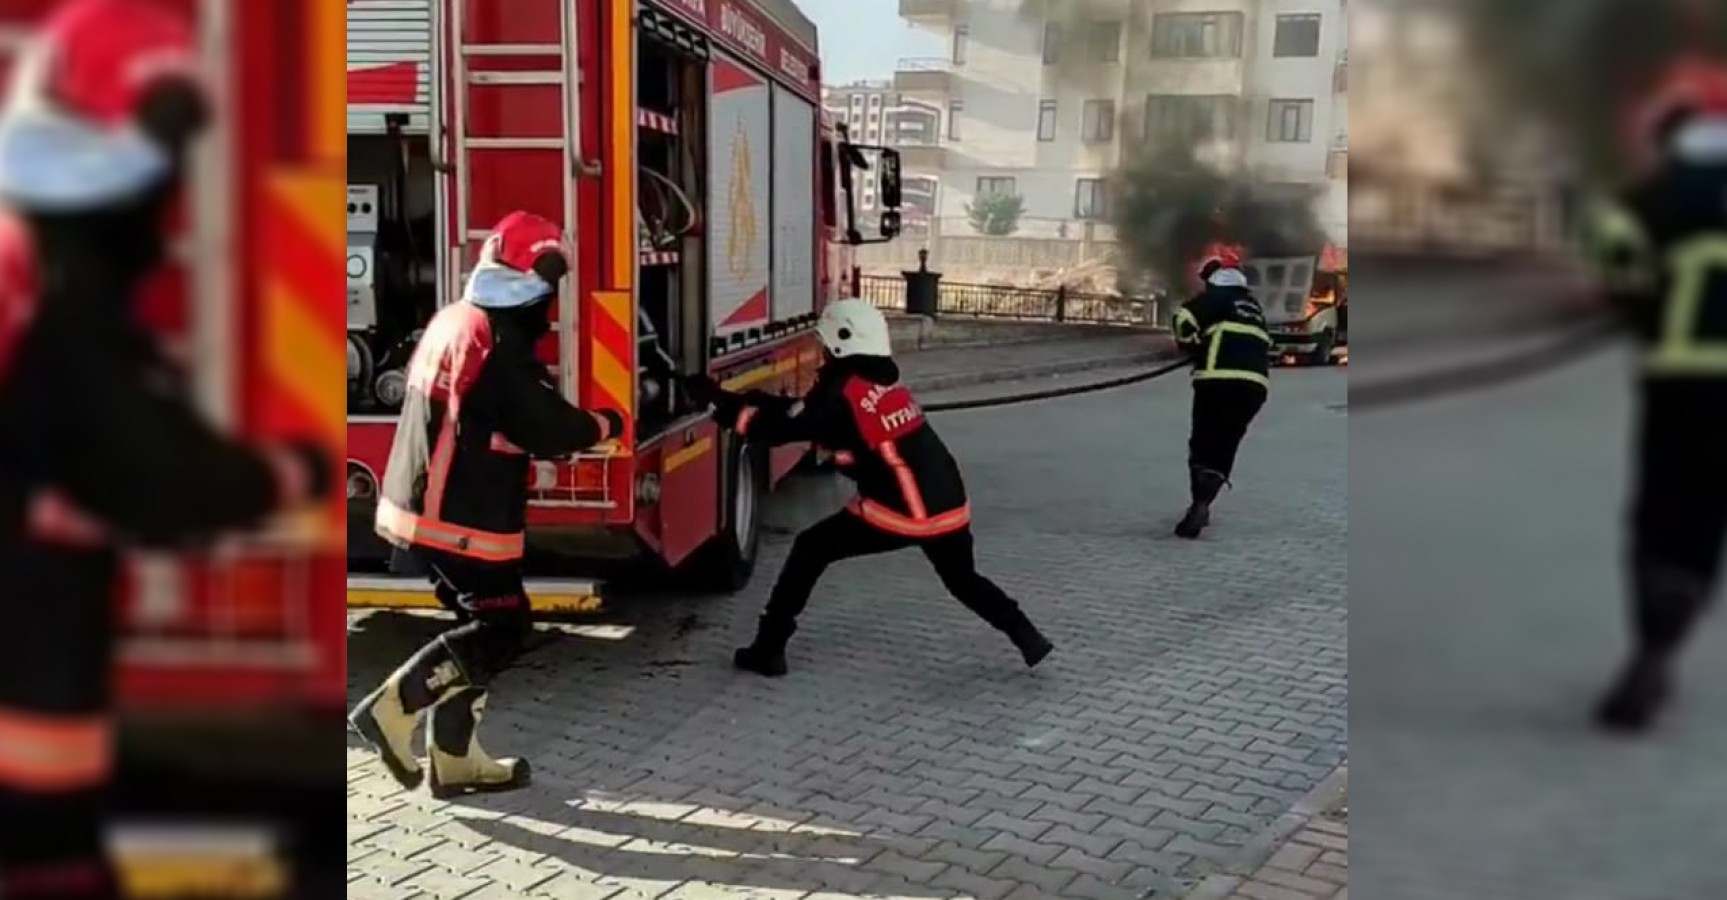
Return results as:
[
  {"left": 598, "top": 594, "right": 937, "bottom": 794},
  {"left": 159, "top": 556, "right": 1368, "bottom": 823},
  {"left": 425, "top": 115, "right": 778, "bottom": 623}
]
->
[
  {"left": 347, "top": 366, "right": 1347, "bottom": 900},
  {"left": 1352, "top": 264, "right": 1727, "bottom": 900}
]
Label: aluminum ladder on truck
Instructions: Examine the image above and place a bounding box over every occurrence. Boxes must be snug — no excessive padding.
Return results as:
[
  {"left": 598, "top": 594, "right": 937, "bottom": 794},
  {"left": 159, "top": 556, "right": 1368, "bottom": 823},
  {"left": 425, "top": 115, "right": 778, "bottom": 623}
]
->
[{"left": 347, "top": 0, "right": 602, "bottom": 615}]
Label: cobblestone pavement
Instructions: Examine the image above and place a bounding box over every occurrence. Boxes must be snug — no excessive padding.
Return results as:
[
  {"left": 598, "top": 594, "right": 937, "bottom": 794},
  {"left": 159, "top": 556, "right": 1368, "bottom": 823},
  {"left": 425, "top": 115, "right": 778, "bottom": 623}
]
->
[
  {"left": 347, "top": 366, "right": 1347, "bottom": 899},
  {"left": 1220, "top": 813, "right": 1347, "bottom": 900},
  {"left": 1351, "top": 265, "right": 1727, "bottom": 899}
]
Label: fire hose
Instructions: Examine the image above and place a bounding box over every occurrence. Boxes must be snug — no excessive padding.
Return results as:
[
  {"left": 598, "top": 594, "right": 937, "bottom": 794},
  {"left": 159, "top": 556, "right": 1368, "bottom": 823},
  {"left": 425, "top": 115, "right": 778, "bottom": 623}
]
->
[
  {"left": 922, "top": 356, "right": 1194, "bottom": 413},
  {"left": 918, "top": 310, "right": 1622, "bottom": 415}
]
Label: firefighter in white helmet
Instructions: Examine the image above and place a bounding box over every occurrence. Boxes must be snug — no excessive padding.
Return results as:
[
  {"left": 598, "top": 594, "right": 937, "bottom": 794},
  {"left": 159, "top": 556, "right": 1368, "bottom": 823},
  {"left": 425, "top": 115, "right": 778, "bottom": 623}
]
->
[
  {"left": 683, "top": 298, "right": 1054, "bottom": 677},
  {"left": 0, "top": 1, "right": 332, "bottom": 894}
]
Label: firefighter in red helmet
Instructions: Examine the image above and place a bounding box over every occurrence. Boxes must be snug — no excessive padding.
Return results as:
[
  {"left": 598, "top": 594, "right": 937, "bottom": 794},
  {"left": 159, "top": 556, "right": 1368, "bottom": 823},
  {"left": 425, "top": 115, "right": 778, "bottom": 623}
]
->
[
  {"left": 349, "top": 211, "right": 624, "bottom": 798},
  {"left": 0, "top": 1, "right": 332, "bottom": 895},
  {"left": 1587, "top": 56, "right": 1727, "bottom": 732},
  {"left": 1170, "top": 253, "right": 1271, "bottom": 539}
]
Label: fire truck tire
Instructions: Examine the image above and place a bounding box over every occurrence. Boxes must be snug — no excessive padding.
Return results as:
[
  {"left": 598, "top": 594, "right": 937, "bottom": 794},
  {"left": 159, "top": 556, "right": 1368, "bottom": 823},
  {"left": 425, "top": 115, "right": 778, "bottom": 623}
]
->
[{"left": 686, "top": 436, "right": 765, "bottom": 593}]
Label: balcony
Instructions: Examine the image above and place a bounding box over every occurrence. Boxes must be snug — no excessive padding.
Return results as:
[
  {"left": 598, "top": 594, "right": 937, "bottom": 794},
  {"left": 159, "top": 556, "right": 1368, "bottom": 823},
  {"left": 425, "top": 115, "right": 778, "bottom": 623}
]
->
[
  {"left": 898, "top": 0, "right": 959, "bottom": 22},
  {"left": 896, "top": 143, "right": 950, "bottom": 171},
  {"left": 1132, "top": 58, "right": 1247, "bottom": 98},
  {"left": 894, "top": 58, "right": 955, "bottom": 94}
]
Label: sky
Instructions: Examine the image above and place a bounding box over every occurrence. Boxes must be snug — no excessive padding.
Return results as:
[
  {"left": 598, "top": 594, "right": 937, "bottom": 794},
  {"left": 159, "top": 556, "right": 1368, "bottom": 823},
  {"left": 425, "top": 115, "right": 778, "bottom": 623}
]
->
[{"left": 800, "top": 0, "right": 942, "bottom": 84}]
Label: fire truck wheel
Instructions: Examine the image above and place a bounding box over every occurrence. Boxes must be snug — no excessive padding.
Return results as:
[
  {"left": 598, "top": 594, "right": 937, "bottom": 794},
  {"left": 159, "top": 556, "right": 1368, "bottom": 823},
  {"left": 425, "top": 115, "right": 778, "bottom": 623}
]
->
[{"left": 686, "top": 437, "right": 765, "bottom": 593}]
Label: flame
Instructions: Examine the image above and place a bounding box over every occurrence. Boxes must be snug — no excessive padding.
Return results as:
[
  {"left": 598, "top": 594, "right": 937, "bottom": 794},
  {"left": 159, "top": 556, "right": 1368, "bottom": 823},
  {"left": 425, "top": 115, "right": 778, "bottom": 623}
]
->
[{"left": 1306, "top": 289, "right": 1338, "bottom": 319}]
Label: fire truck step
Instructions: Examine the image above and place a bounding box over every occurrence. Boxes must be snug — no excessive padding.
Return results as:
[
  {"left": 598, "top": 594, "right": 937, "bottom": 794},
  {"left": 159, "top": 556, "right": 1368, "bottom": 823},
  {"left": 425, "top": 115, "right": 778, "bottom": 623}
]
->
[
  {"left": 346, "top": 575, "right": 604, "bottom": 614},
  {"left": 111, "top": 823, "right": 284, "bottom": 899}
]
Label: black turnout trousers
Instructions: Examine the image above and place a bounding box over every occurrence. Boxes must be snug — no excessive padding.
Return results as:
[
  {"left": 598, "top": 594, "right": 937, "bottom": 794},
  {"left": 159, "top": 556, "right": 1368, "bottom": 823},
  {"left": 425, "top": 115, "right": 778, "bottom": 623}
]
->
[
  {"left": 1188, "top": 380, "right": 1267, "bottom": 477},
  {"left": 763, "top": 511, "right": 1027, "bottom": 634},
  {"left": 1629, "top": 380, "right": 1727, "bottom": 651},
  {"left": 394, "top": 547, "right": 533, "bottom": 681}
]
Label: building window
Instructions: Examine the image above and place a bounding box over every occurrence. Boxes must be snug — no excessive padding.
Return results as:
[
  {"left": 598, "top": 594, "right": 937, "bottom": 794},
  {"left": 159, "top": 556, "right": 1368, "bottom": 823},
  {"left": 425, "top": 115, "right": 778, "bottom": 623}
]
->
[
  {"left": 868, "top": 93, "right": 882, "bottom": 107},
  {"left": 1037, "top": 100, "right": 1058, "bottom": 142},
  {"left": 951, "top": 24, "right": 969, "bottom": 65},
  {"left": 850, "top": 94, "right": 863, "bottom": 108},
  {"left": 1075, "top": 178, "right": 1109, "bottom": 219},
  {"left": 1043, "top": 22, "right": 1062, "bottom": 64},
  {"left": 947, "top": 99, "right": 964, "bottom": 140},
  {"left": 1150, "top": 12, "right": 1244, "bottom": 59},
  {"left": 1145, "top": 94, "right": 1237, "bottom": 142},
  {"left": 976, "top": 176, "right": 1017, "bottom": 197},
  {"left": 1267, "top": 98, "right": 1314, "bottom": 142},
  {"left": 1081, "top": 99, "right": 1115, "bottom": 143},
  {"left": 1088, "top": 22, "right": 1121, "bottom": 62},
  {"left": 1273, "top": 14, "right": 1321, "bottom": 57}
]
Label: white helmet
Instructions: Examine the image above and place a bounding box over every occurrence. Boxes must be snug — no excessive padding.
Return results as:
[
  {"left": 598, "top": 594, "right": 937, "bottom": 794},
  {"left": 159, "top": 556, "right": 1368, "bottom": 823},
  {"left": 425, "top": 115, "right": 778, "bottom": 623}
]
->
[
  {"left": 1208, "top": 267, "right": 1248, "bottom": 288},
  {"left": 817, "top": 297, "right": 892, "bottom": 358}
]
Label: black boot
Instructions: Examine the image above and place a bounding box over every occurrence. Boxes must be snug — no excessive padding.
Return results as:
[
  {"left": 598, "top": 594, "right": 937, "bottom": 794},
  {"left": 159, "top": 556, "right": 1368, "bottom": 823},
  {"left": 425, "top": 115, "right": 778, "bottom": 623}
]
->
[
  {"left": 348, "top": 636, "right": 470, "bottom": 791},
  {"left": 1008, "top": 618, "right": 1054, "bottom": 668},
  {"left": 733, "top": 616, "right": 795, "bottom": 677},
  {"left": 1595, "top": 652, "right": 1674, "bottom": 733},
  {"left": 1175, "top": 467, "right": 1227, "bottom": 539},
  {"left": 1595, "top": 564, "right": 1713, "bottom": 734}
]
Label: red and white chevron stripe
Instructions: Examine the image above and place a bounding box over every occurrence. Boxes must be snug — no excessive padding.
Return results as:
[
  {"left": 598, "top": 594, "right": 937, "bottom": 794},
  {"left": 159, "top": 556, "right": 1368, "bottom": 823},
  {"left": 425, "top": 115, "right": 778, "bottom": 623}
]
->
[{"left": 636, "top": 108, "right": 679, "bottom": 135}]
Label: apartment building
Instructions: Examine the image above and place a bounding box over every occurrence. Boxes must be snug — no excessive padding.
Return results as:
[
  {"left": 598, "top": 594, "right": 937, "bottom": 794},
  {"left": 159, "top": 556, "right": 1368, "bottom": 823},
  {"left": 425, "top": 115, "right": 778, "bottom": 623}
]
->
[
  {"left": 894, "top": 0, "right": 1348, "bottom": 241},
  {"left": 821, "top": 81, "right": 942, "bottom": 220}
]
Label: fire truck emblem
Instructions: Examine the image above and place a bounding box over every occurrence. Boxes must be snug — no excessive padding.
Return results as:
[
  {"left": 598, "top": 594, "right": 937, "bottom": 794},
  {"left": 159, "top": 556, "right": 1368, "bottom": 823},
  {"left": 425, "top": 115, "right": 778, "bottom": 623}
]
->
[{"left": 726, "top": 119, "right": 758, "bottom": 277}]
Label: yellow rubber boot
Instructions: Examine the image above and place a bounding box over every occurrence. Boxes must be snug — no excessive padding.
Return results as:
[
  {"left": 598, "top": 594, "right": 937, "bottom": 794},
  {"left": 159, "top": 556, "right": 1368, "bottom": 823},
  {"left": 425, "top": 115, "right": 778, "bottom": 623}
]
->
[
  {"left": 348, "top": 638, "right": 468, "bottom": 791},
  {"left": 427, "top": 688, "right": 531, "bottom": 800}
]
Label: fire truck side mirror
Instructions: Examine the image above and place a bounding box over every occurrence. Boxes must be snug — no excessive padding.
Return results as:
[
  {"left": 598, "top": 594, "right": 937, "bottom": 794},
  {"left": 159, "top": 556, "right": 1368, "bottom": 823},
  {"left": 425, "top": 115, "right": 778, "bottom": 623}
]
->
[
  {"left": 839, "top": 143, "right": 903, "bottom": 245},
  {"left": 877, "top": 149, "right": 903, "bottom": 209}
]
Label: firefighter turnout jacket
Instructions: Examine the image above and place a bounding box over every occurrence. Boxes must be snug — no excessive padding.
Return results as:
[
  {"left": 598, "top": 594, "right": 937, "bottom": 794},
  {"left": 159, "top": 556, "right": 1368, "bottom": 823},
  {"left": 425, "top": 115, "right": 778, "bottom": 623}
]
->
[
  {"left": 0, "top": 206, "right": 331, "bottom": 816},
  {"left": 1172, "top": 280, "right": 1272, "bottom": 387},
  {"left": 1587, "top": 125, "right": 1727, "bottom": 378},
  {"left": 710, "top": 355, "right": 971, "bottom": 538},
  {"left": 376, "top": 300, "right": 618, "bottom": 563}
]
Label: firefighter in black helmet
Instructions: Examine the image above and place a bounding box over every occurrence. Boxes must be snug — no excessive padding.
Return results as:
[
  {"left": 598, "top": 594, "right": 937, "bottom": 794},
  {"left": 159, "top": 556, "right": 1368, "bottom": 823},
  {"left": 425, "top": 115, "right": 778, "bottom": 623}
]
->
[
  {"left": 1588, "top": 57, "right": 1727, "bottom": 732},
  {"left": 1170, "top": 258, "right": 1272, "bottom": 539}
]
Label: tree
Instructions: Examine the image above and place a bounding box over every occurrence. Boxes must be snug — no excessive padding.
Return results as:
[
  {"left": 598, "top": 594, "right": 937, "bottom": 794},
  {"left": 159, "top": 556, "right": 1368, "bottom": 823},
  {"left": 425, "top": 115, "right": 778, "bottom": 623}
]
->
[{"left": 967, "top": 192, "right": 1025, "bottom": 236}]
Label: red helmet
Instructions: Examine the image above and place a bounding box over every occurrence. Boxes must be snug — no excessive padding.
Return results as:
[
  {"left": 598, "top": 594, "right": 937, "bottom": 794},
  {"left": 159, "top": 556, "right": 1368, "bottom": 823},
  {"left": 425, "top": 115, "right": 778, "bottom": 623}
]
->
[
  {"left": 1199, "top": 242, "right": 1243, "bottom": 269},
  {"left": 35, "top": 0, "right": 202, "bottom": 128},
  {"left": 1625, "top": 56, "right": 1727, "bottom": 164},
  {"left": 465, "top": 211, "right": 568, "bottom": 309},
  {"left": 484, "top": 210, "right": 568, "bottom": 283},
  {"left": 0, "top": 0, "right": 206, "bottom": 210}
]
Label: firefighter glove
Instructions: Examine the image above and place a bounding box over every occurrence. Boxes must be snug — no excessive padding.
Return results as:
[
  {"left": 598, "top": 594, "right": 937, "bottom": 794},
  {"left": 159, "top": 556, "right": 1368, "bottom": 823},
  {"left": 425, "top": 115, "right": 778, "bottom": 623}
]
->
[
  {"left": 279, "top": 440, "right": 334, "bottom": 505},
  {"left": 680, "top": 373, "right": 722, "bottom": 407},
  {"left": 595, "top": 408, "right": 625, "bottom": 441}
]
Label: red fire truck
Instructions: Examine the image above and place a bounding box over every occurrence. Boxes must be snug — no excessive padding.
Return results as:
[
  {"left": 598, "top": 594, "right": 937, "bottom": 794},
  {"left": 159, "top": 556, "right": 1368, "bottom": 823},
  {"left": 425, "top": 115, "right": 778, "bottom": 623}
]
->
[
  {"left": 345, "top": 0, "right": 903, "bottom": 610},
  {"left": 2, "top": 0, "right": 346, "bottom": 892}
]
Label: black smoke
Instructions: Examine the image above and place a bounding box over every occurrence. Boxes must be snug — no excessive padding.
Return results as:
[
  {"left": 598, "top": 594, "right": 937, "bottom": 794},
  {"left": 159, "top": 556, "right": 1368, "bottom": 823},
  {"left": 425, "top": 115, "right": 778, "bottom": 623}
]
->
[
  {"left": 1016, "top": 1, "right": 1333, "bottom": 290},
  {"left": 1448, "top": 0, "right": 1727, "bottom": 182}
]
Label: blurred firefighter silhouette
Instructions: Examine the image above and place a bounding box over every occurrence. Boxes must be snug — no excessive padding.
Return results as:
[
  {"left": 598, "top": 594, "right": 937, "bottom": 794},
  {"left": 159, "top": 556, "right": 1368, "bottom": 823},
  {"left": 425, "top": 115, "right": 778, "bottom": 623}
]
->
[
  {"left": 1585, "top": 50, "right": 1727, "bottom": 732},
  {"left": 0, "top": 1, "right": 331, "bottom": 894}
]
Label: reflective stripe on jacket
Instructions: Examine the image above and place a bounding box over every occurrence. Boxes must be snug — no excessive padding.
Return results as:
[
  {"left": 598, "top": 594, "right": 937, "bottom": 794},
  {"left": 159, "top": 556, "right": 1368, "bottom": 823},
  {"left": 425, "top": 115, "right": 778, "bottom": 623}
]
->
[{"left": 376, "top": 301, "right": 609, "bottom": 561}]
